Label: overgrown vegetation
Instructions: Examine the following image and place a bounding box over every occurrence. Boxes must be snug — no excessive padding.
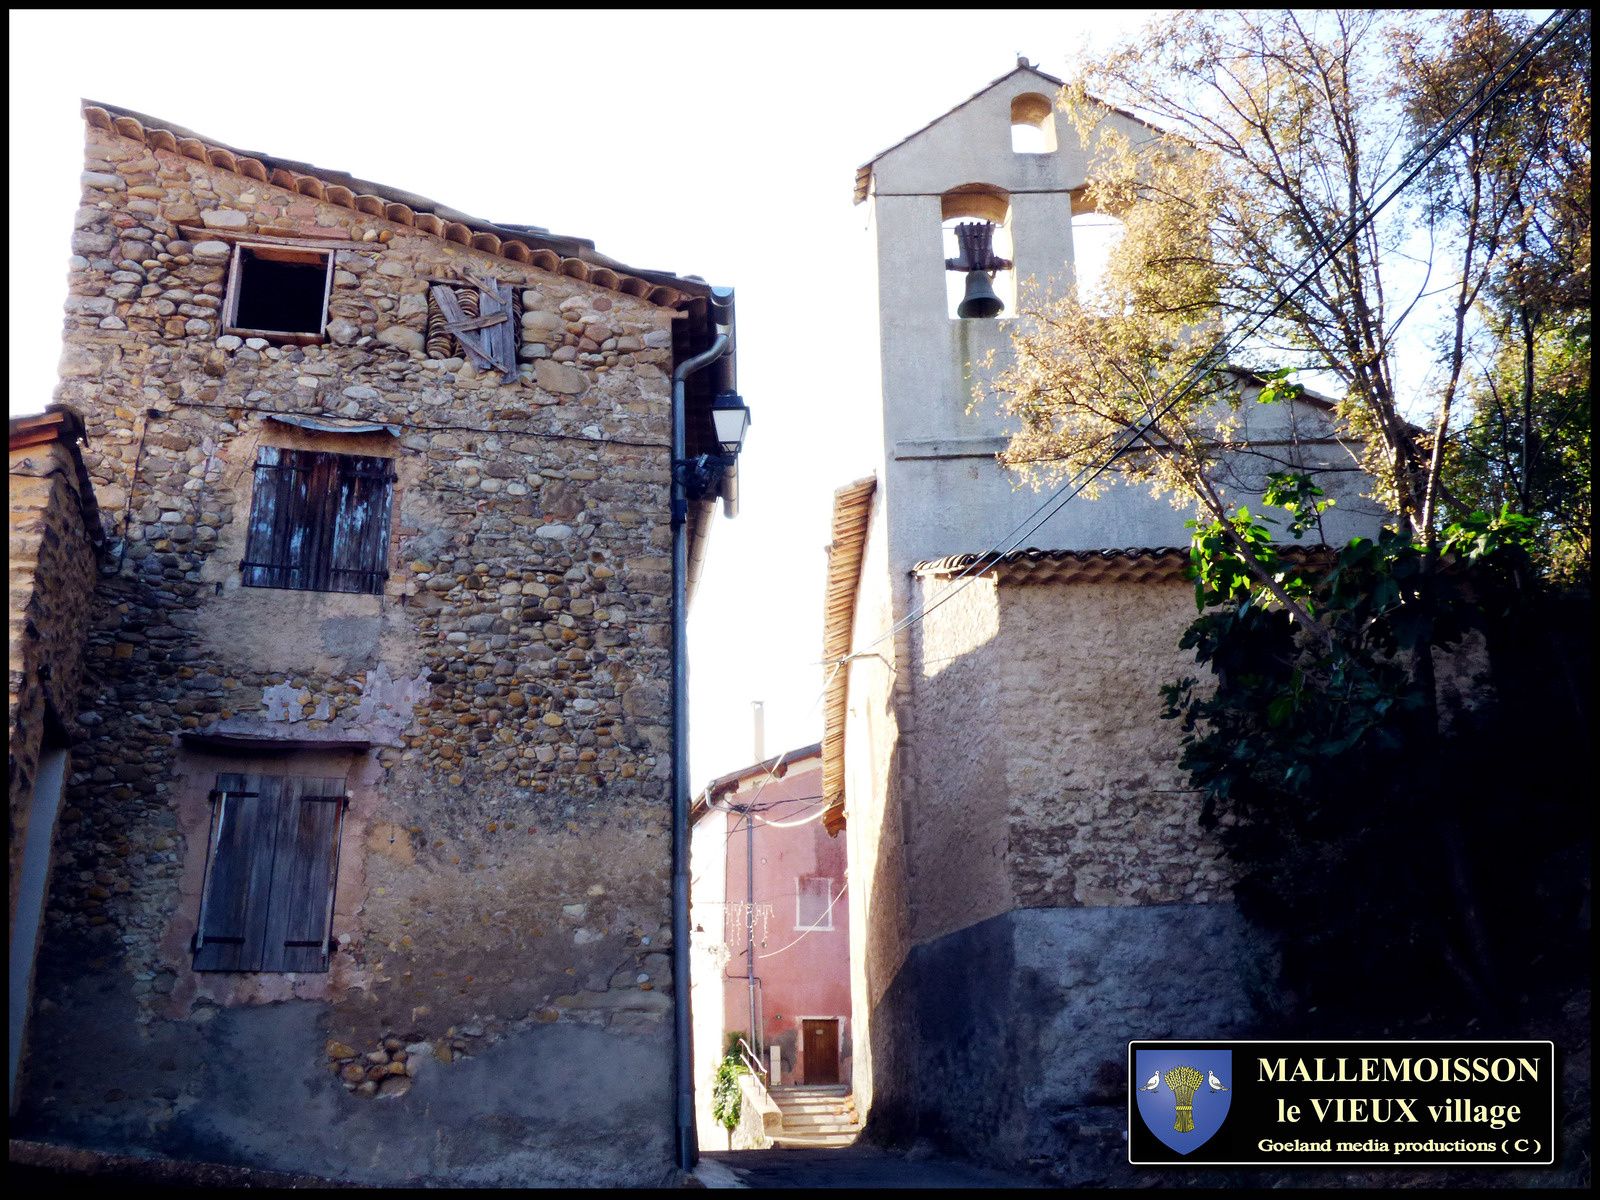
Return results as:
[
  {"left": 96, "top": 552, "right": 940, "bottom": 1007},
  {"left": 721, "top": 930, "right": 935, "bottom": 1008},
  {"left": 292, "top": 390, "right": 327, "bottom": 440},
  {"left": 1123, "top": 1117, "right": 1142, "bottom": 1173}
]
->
[
  {"left": 712, "top": 1053, "right": 748, "bottom": 1133},
  {"left": 1163, "top": 498, "right": 1589, "bottom": 1030},
  {"left": 989, "top": 10, "right": 1591, "bottom": 1031}
]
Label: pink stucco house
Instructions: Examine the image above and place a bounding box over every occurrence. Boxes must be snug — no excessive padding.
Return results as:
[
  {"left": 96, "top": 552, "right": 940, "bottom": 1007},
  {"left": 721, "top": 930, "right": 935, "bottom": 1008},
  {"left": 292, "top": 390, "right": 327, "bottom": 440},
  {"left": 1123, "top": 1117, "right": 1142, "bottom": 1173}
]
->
[{"left": 690, "top": 744, "right": 852, "bottom": 1094}]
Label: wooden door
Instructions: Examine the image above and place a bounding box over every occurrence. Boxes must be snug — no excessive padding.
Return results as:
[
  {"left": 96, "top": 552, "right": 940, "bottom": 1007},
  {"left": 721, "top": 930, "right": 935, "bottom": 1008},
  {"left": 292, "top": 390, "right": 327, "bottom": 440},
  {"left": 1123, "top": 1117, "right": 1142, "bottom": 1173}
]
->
[{"left": 803, "top": 1019, "right": 840, "bottom": 1084}]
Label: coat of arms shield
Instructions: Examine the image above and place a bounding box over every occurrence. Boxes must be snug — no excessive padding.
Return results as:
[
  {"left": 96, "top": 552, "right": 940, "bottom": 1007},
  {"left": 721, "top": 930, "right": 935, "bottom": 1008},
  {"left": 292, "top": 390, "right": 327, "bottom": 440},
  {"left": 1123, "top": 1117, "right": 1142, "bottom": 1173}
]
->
[{"left": 1134, "top": 1048, "right": 1233, "bottom": 1155}]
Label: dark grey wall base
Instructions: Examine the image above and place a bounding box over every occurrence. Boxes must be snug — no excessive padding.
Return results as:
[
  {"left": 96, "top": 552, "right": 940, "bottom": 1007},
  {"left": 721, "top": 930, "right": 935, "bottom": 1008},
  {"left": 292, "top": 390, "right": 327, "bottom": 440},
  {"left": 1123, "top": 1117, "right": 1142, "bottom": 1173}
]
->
[
  {"left": 876, "top": 903, "right": 1266, "bottom": 1183},
  {"left": 14, "top": 951, "right": 672, "bottom": 1187}
]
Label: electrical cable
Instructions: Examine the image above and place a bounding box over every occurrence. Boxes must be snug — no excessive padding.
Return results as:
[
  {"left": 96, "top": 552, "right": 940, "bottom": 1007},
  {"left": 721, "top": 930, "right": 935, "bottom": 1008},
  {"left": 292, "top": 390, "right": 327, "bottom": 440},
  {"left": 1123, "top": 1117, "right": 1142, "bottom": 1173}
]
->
[{"left": 756, "top": 880, "right": 849, "bottom": 960}]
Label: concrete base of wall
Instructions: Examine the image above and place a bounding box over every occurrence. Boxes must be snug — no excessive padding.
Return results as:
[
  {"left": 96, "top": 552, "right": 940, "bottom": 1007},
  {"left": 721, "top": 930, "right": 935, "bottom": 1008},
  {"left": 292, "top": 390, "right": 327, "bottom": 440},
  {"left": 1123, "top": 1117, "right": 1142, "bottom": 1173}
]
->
[
  {"left": 13, "top": 945, "right": 673, "bottom": 1186},
  {"left": 869, "top": 902, "right": 1268, "bottom": 1184}
]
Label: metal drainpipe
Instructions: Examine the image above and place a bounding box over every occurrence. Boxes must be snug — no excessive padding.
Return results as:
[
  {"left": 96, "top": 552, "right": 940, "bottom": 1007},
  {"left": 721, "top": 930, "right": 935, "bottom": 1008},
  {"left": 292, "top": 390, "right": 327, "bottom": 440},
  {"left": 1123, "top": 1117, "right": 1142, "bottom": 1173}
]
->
[{"left": 671, "top": 290, "right": 733, "bottom": 1172}]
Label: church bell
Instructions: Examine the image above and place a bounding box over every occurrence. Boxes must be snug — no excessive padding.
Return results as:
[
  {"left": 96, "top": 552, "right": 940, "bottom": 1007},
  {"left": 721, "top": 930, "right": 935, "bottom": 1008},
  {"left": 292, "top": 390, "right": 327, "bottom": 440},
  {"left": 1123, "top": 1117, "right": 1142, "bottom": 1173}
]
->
[
  {"left": 956, "top": 270, "right": 1004, "bottom": 319},
  {"left": 944, "top": 221, "right": 1012, "bottom": 319}
]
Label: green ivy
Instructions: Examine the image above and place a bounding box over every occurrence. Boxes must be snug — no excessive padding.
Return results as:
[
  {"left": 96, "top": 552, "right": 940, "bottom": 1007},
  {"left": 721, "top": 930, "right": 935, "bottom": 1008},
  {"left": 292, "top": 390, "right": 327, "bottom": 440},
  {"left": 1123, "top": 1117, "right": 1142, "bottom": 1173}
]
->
[
  {"left": 711, "top": 1051, "right": 747, "bottom": 1132},
  {"left": 1161, "top": 491, "right": 1583, "bottom": 1030}
]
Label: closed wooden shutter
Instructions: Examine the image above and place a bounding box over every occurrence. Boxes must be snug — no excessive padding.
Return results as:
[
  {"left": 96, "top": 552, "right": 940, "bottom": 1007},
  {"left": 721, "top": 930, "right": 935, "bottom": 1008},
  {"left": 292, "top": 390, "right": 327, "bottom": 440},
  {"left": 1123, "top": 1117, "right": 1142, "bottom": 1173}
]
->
[
  {"left": 194, "top": 773, "right": 280, "bottom": 971},
  {"left": 326, "top": 455, "right": 396, "bottom": 594},
  {"left": 241, "top": 448, "right": 394, "bottom": 595},
  {"left": 193, "top": 772, "right": 347, "bottom": 973},
  {"left": 242, "top": 447, "right": 324, "bottom": 591},
  {"left": 260, "top": 776, "right": 347, "bottom": 972}
]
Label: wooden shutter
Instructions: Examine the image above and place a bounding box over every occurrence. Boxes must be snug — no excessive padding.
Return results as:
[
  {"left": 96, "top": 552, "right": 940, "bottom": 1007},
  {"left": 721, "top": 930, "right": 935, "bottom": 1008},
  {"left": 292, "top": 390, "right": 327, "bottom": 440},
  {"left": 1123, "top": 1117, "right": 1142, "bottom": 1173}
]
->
[
  {"left": 429, "top": 276, "right": 517, "bottom": 375},
  {"left": 259, "top": 776, "right": 347, "bottom": 973},
  {"left": 326, "top": 455, "right": 396, "bottom": 594},
  {"left": 242, "top": 449, "right": 393, "bottom": 595},
  {"left": 193, "top": 773, "right": 346, "bottom": 973},
  {"left": 241, "top": 447, "right": 333, "bottom": 591},
  {"left": 194, "top": 773, "right": 281, "bottom": 971}
]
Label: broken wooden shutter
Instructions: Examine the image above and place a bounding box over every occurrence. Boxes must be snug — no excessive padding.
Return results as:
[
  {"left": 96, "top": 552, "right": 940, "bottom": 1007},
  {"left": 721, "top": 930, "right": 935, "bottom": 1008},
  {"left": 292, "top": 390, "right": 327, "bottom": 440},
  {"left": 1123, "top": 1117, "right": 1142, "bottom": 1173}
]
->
[
  {"left": 326, "top": 454, "right": 396, "bottom": 595},
  {"left": 259, "top": 776, "right": 347, "bottom": 972},
  {"left": 429, "top": 276, "right": 517, "bottom": 375},
  {"left": 194, "top": 773, "right": 281, "bottom": 971}
]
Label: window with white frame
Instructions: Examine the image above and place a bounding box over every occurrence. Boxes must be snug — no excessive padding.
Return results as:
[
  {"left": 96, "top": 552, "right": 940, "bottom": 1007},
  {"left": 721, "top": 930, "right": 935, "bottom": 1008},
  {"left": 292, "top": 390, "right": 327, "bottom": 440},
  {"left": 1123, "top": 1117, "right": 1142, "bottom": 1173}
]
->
[{"left": 795, "top": 875, "right": 834, "bottom": 931}]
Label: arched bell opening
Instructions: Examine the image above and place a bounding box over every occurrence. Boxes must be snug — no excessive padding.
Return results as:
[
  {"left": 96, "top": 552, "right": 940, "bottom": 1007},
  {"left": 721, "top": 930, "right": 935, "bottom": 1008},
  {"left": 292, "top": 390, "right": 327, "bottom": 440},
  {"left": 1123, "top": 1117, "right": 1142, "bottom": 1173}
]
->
[
  {"left": 1010, "top": 92, "right": 1058, "bottom": 154},
  {"left": 941, "top": 186, "right": 1015, "bottom": 320},
  {"left": 1070, "top": 207, "right": 1127, "bottom": 308}
]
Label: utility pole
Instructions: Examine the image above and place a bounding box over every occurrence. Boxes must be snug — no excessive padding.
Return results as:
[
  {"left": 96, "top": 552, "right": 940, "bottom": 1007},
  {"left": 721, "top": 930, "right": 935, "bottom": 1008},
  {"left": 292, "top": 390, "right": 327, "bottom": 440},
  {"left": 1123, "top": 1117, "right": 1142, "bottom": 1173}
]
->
[{"left": 740, "top": 801, "right": 758, "bottom": 1058}]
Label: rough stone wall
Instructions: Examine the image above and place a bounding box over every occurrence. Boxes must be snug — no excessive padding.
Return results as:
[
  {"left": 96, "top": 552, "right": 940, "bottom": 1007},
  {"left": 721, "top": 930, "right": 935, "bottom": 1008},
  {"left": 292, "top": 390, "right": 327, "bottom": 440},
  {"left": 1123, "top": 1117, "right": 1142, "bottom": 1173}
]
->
[
  {"left": 8, "top": 437, "right": 100, "bottom": 936},
  {"left": 15, "top": 121, "right": 684, "bottom": 1185},
  {"left": 906, "top": 572, "right": 1012, "bottom": 943},
  {"left": 858, "top": 568, "right": 1248, "bottom": 1173},
  {"left": 999, "top": 577, "right": 1233, "bottom": 907},
  {"left": 904, "top": 905, "right": 1266, "bottom": 1185}
]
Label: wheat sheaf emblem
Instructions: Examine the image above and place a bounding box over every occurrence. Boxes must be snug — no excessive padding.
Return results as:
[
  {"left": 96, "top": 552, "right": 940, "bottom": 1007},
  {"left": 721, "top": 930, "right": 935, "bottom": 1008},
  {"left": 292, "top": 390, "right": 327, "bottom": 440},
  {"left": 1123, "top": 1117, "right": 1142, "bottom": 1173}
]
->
[{"left": 1163, "top": 1065, "right": 1205, "bottom": 1133}]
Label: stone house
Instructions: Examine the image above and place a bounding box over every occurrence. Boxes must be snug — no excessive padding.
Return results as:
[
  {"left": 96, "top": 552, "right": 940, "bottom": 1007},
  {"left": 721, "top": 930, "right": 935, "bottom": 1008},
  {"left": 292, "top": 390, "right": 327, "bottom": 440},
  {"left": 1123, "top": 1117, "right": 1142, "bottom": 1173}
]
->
[
  {"left": 10, "top": 101, "right": 740, "bottom": 1186},
  {"left": 9, "top": 407, "right": 103, "bottom": 1113},
  {"left": 689, "top": 742, "right": 851, "bottom": 1143},
  {"left": 823, "top": 63, "right": 1387, "bottom": 1179}
]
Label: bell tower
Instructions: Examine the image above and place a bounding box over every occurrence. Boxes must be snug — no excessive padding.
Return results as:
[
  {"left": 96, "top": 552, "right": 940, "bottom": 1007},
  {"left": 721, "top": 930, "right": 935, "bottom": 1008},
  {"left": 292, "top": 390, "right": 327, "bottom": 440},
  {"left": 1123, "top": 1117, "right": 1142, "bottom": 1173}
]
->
[{"left": 856, "top": 59, "right": 1162, "bottom": 573}]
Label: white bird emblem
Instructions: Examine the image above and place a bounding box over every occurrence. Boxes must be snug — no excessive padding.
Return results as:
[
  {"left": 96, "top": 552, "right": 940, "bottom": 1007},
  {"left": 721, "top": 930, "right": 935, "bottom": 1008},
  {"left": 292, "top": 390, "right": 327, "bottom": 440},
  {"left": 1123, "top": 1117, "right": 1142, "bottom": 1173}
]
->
[
  {"left": 1208, "top": 1070, "right": 1229, "bottom": 1092},
  {"left": 1138, "top": 1071, "right": 1161, "bottom": 1092}
]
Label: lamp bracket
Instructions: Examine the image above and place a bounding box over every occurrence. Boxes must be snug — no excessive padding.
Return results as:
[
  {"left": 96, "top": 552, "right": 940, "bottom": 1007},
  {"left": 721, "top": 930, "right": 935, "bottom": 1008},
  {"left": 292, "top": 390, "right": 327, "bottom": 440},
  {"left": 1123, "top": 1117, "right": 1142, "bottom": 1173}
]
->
[{"left": 673, "top": 454, "right": 732, "bottom": 501}]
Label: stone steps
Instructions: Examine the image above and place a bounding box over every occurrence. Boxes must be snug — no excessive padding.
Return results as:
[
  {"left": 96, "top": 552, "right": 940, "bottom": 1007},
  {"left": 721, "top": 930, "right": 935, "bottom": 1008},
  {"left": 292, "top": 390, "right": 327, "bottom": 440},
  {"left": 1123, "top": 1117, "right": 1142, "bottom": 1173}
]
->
[
  {"left": 768, "top": 1086, "right": 860, "bottom": 1150},
  {"left": 771, "top": 1131, "right": 861, "bottom": 1149}
]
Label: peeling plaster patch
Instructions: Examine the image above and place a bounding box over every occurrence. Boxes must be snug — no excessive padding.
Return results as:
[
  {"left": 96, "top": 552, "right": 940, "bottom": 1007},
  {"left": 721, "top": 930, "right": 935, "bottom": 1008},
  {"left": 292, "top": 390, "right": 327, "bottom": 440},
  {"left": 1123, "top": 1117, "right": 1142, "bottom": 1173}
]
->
[
  {"left": 250, "top": 663, "right": 424, "bottom": 740},
  {"left": 262, "top": 682, "right": 333, "bottom": 723},
  {"left": 351, "top": 662, "right": 430, "bottom": 743}
]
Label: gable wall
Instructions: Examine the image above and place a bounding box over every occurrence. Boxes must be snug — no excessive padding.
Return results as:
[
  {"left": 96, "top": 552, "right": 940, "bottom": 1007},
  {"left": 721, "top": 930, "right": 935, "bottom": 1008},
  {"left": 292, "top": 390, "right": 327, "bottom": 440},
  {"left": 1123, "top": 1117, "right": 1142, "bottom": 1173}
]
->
[{"left": 14, "top": 122, "right": 686, "bottom": 1185}]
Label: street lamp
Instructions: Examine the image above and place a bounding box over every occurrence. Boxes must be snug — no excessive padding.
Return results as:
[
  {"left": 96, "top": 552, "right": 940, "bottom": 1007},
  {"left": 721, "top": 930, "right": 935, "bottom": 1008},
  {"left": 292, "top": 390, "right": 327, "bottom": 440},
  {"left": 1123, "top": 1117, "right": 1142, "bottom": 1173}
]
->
[
  {"left": 711, "top": 392, "right": 751, "bottom": 457},
  {"left": 678, "top": 391, "right": 751, "bottom": 499}
]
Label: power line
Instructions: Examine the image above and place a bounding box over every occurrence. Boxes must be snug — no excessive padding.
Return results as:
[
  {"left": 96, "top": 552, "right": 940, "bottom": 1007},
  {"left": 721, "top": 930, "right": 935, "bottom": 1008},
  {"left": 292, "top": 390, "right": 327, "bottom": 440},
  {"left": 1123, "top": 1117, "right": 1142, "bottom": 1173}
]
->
[
  {"left": 832, "top": 7, "right": 1580, "bottom": 667},
  {"left": 756, "top": 880, "right": 848, "bottom": 960}
]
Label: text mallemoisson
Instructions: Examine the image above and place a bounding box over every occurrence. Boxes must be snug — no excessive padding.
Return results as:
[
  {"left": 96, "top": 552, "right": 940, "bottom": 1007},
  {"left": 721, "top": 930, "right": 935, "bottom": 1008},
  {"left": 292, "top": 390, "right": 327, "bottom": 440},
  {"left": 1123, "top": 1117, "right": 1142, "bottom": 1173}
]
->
[{"left": 1257, "top": 1057, "right": 1540, "bottom": 1084}]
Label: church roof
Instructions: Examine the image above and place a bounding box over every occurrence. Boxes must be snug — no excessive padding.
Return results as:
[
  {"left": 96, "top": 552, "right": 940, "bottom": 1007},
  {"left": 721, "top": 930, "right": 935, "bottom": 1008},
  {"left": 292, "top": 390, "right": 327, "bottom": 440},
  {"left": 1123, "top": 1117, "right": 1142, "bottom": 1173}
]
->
[{"left": 853, "top": 61, "right": 1065, "bottom": 205}]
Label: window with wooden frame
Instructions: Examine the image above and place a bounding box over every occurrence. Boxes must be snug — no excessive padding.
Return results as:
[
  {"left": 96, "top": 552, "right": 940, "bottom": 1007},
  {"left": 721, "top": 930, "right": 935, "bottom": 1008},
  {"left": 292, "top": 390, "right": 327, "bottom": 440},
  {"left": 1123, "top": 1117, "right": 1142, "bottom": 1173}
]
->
[
  {"left": 241, "top": 447, "right": 396, "bottom": 594},
  {"left": 796, "top": 875, "right": 835, "bottom": 931},
  {"left": 425, "top": 271, "right": 520, "bottom": 374},
  {"left": 193, "top": 772, "right": 348, "bottom": 973},
  {"left": 222, "top": 243, "right": 335, "bottom": 343}
]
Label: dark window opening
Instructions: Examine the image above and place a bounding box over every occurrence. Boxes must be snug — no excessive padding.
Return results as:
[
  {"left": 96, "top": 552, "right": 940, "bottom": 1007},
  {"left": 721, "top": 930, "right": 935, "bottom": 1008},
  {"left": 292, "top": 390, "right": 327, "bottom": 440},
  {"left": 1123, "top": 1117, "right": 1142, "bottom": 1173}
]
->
[
  {"left": 193, "top": 771, "right": 347, "bottom": 973},
  {"left": 241, "top": 447, "right": 395, "bottom": 594},
  {"left": 228, "top": 245, "right": 331, "bottom": 337}
]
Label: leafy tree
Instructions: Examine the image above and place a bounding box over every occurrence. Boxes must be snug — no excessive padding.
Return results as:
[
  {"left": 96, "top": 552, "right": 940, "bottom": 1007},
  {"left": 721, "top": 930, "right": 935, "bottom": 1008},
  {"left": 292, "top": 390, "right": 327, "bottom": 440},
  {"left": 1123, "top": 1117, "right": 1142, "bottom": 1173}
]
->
[
  {"left": 1397, "top": 10, "right": 1592, "bottom": 582},
  {"left": 985, "top": 10, "right": 1591, "bottom": 1027},
  {"left": 987, "top": 9, "right": 1589, "bottom": 567}
]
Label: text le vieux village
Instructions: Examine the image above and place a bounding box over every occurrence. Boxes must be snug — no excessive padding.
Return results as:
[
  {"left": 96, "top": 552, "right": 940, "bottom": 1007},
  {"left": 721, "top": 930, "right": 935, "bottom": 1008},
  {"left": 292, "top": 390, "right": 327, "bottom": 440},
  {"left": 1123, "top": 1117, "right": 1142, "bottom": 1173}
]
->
[{"left": 1259, "top": 1054, "right": 1544, "bottom": 1155}]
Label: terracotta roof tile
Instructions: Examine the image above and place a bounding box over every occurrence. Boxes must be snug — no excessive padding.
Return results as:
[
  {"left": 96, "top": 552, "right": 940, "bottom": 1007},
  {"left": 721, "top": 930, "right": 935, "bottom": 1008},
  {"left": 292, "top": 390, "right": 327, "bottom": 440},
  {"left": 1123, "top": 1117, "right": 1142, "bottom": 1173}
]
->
[
  {"left": 915, "top": 543, "right": 1334, "bottom": 585},
  {"left": 82, "top": 101, "right": 712, "bottom": 310},
  {"left": 819, "top": 476, "right": 877, "bottom": 835}
]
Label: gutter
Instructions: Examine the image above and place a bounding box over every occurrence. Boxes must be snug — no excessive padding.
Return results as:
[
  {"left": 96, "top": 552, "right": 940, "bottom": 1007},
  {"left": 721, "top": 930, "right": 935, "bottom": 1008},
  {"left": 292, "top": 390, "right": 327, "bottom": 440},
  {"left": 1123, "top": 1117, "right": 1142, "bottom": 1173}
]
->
[{"left": 670, "top": 286, "right": 736, "bottom": 1171}]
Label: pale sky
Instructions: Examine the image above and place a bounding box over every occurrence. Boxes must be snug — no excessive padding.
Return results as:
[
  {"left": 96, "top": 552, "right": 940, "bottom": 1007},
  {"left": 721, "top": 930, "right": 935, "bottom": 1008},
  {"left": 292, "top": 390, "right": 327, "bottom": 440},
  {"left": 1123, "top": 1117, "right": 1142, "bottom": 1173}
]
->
[{"left": 9, "top": 8, "right": 1172, "bottom": 786}]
